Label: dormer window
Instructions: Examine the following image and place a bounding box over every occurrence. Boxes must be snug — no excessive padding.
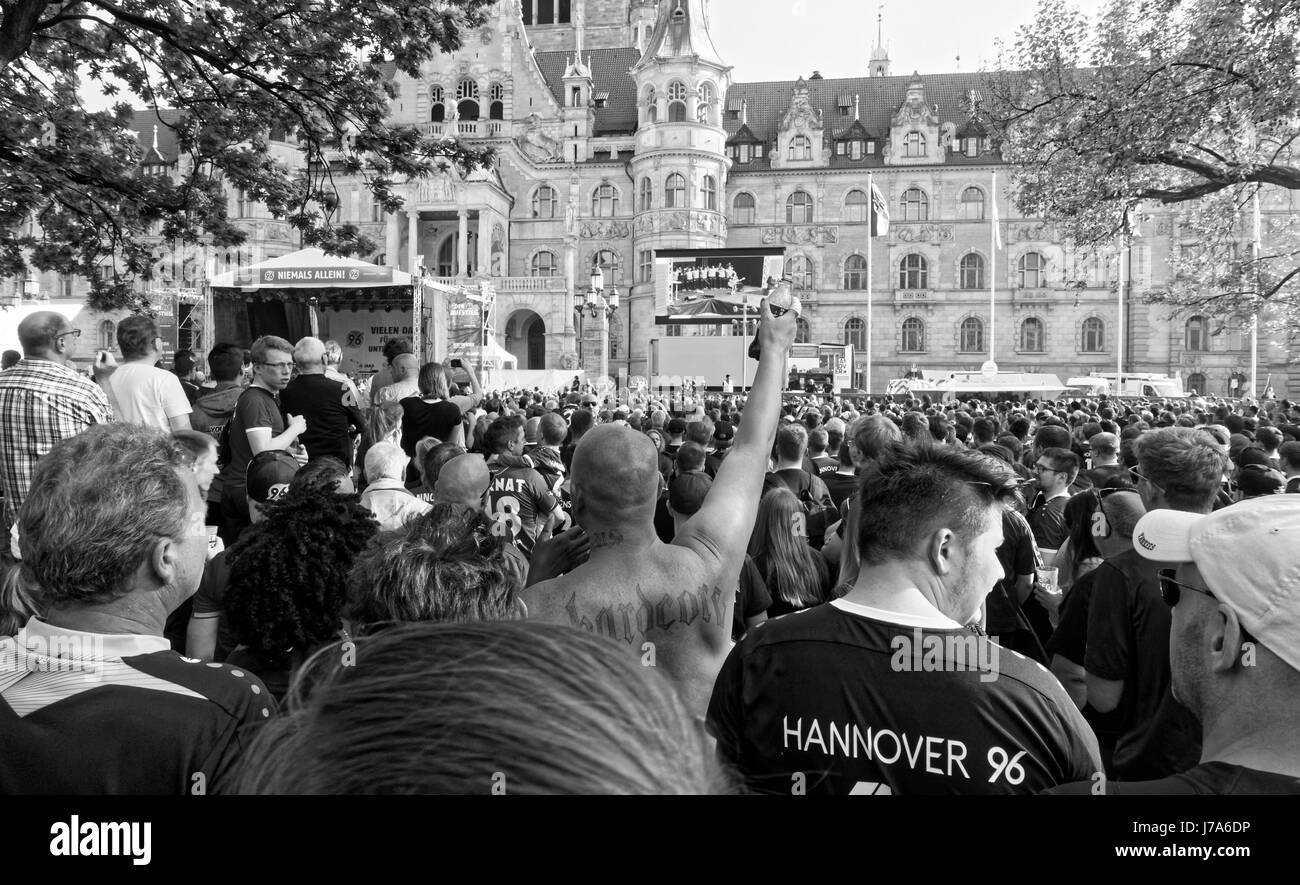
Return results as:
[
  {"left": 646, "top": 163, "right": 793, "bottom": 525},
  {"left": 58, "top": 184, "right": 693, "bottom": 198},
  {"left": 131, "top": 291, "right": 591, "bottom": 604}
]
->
[
  {"left": 903, "top": 131, "right": 925, "bottom": 158},
  {"left": 738, "top": 144, "right": 752, "bottom": 163},
  {"left": 848, "top": 140, "right": 864, "bottom": 160},
  {"left": 789, "top": 135, "right": 812, "bottom": 161}
]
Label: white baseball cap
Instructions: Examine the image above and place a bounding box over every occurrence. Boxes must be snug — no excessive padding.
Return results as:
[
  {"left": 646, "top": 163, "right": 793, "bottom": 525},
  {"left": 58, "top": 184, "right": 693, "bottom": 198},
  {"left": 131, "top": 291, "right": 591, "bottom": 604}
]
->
[{"left": 1132, "top": 496, "right": 1300, "bottom": 672}]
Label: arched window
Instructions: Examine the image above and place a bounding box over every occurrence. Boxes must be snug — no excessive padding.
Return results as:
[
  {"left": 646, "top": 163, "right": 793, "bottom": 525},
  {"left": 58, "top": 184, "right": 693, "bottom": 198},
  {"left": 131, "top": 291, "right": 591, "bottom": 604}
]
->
[
  {"left": 786, "top": 190, "right": 814, "bottom": 223},
  {"left": 667, "top": 81, "right": 687, "bottom": 122},
  {"left": 430, "top": 85, "right": 445, "bottom": 122},
  {"left": 1185, "top": 315, "right": 1208, "bottom": 352},
  {"left": 960, "top": 253, "right": 984, "bottom": 289},
  {"left": 959, "top": 186, "right": 985, "bottom": 220},
  {"left": 489, "top": 83, "right": 504, "bottom": 120},
  {"left": 844, "top": 317, "right": 867, "bottom": 351},
  {"left": 785, "top": 255, "right": 814, "bottom": 290},
  {"left": 1018, "top": 252, "right": 1045, "bottom": 288},
  {"left": 960, "top": 317, "right": 985, "bottom": 353},
  {"left": 697, "top": 81, "right": 715, "bottom": 124},
  {"left": 437, "top": 235, "right": 456, "bottom": 276},
  {"left": 733, "top": 192, "right": 756, "bottom": 225},
  {"left": 843, "top": 254, "right": 868, "bottom": 290},
  {"left": 1081, "top": 317, "right": 1104, "bottom": 352},
  {"left": 795, "top": 316, "right": 811, "bottom": 344},
  {"left": 700, "top": 175, "right": 717, "bottom": 211},
  {"left": 591, "top": 183, "right": 619, "bottom": 216},
  {"left": 1187, "top": 372, "right": 1207, "bottom": 395},
  {"left": 532, "top": 184, "right": 556, "bottom": 218},
  {"left": 638, "top": 177, "right": 653, "bottom": 212},
  {"left": 789, "top": 135, "right": 812, "bottom": 160},
  {"left": 844, "top": 189, "right": 869, "bottom": 222},
  {"left": 592, "top": 249, "right": 622, "bottom": 283},
  {"left": 98, "top": 319, "right": 116, "bottom": 351},
  {"left": 903, "top": 131, "right": 925, "bottom": 157},
  {"left": 530, "top": 250, "right": 557, "bottom": 277},
  {"left": 901, "top": 317, "right": 925, "bottom": 353},
  {"left": 899, "top": 254, "right": 928, "bottom": 289},
  {"left": 1020, "top": 317, "right": 1045, "bottom": 352},
  {"left": 901, "top": 187, "right": 928, "bottom": 221},
  {"left": 664, "top": 173, "right": 686, "bottom": 208},
  {"left": 644, "top": 85, "right": 657, "bottom": 123},
  {"left": 456, "top": 79, "right": 479, "bottom": 119}
]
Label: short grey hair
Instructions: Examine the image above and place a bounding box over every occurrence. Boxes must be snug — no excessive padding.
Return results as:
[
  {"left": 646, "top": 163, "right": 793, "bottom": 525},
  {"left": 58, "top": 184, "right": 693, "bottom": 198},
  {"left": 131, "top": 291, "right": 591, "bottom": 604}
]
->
[
  {"left": 20, "top": 423, "right": 192, "bottom": 607},
  {"left": 365, "top": 442, "right": 408, "bottom": 482}
]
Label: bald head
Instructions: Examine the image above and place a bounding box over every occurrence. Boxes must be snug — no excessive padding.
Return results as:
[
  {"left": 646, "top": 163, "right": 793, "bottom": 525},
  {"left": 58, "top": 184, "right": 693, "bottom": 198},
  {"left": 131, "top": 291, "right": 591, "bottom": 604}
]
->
[
  {"left": 18, "top": 311, "right": 74, "bottom": 358},
  {"left": 294, "top": 336, "right": 327, "bottom": 373},
  {"left": 434, "top": 454, "right": 490, "bottom": 510},
  {"left": 392, "top": 353, "right": 419, "bottom": 381},
  {"left": 571, "top": 424, "right": 660, "bottom": 528}
]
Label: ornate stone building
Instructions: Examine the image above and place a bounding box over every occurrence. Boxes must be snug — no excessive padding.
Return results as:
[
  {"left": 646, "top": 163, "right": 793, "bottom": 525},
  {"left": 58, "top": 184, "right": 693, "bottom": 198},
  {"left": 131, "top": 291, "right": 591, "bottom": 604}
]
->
[{"left": 43, "top": 0, "right": 1292, "bottom": 394}]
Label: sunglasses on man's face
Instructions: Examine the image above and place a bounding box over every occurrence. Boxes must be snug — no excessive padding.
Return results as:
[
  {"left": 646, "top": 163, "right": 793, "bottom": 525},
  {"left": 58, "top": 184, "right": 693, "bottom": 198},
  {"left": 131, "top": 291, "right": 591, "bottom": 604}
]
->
[{"left": 1157, "top": 568, "right": 1215, "bottom": 608}]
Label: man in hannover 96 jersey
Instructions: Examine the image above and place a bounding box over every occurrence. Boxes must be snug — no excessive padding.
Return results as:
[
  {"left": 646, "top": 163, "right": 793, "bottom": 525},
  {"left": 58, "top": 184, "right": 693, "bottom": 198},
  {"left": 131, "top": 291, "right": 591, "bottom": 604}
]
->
[{"left": 708, "top": 439, "right": 1101, "bottom": 795}]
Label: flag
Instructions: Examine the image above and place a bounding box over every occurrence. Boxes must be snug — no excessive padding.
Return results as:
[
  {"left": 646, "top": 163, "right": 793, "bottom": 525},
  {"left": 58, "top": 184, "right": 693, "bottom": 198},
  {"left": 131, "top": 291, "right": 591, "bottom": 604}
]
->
[
  {"left": 870, "top": 179, "right": 889, "bottom": 238},
  {"left": 991, "top": 172, "right": 1002, "bottom": 250}
]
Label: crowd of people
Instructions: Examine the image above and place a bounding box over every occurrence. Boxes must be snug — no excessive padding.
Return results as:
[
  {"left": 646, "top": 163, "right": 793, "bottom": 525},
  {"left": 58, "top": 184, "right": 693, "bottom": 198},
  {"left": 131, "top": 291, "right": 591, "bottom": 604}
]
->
[{"left": 1, "top": 305, "right": 1298, "bottom": 795}]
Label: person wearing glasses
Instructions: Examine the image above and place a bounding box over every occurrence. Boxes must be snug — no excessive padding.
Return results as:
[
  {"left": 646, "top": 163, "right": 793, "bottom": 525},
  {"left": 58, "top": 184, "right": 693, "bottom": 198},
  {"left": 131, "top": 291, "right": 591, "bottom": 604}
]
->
[
  {"left": 1027, "top": 448, "right": 1079, "bottom": 556},
  {"left": 0, "top": 312, "right": 111, "bottom": 533},
  {"left": 1050, "top": 496, "right": 1300, "bottom": 794},
  {"left": 1084, "top": 427, "right": 1228, "bottom": 782},
  {"left": 102, "top": 316, "right": 192, "bottom": 432},
  {"left": 215, "top": 335, "right": 307, "bottom": 542}
]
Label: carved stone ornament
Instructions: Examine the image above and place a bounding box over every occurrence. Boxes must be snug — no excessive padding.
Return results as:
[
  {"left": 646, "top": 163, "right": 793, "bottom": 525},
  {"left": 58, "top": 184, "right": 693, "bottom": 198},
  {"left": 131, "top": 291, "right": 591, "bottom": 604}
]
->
[
  {"left": 892, "top": 224, "right": 953, "bottom": 243},
  {"left": 760, "top": 225, "right": 840, "bottom": 246},
  {"left": 580, "top": 220, "right": 632, "bottom": 239}
]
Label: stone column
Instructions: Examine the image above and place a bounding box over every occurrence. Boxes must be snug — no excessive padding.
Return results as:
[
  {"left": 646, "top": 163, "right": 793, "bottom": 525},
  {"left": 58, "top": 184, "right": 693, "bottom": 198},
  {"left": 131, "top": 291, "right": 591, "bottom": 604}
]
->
[
  {"left": 406, "top": 211, "right": 419, "bottom": 274},
  {"left": 477, "top": 211, "right": 491, "bottom": 277}
]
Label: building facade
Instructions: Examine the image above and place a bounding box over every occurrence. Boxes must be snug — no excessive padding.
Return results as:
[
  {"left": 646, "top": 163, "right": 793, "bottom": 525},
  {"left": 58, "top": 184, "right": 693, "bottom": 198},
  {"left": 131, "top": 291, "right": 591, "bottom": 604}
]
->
[{"left": 11, "top": 0, "right": 1294, "bottom": 395}]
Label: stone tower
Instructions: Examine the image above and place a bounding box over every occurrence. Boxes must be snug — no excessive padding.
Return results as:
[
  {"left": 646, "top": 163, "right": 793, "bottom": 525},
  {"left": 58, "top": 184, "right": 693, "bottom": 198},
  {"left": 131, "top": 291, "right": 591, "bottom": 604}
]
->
[{"left": 627, "top": 0, "right": 732, "bottom": 376}]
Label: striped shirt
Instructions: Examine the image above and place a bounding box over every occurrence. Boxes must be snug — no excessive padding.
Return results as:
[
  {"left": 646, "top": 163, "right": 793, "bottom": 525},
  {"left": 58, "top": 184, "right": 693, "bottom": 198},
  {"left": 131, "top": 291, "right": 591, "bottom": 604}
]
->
[{"left": 0, "top": 358, "right": 112, "bottom": 527}]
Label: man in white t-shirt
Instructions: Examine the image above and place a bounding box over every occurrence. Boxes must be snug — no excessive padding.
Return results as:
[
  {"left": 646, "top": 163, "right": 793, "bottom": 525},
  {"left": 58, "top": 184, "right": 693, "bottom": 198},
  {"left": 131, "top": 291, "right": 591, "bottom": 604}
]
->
[{"left": 102, "top": 315, "right": 192, "bottom": 431}]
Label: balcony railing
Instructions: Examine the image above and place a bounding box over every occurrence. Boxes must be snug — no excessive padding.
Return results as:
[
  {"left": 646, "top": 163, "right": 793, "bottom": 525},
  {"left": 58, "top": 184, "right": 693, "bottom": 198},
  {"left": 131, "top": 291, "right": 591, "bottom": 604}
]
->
[
  {"left": 429, "top": 275, "right": 566, "bottom": 293},
  {"left": 420, "top": 120, "right": 505, "bottom": 139}
]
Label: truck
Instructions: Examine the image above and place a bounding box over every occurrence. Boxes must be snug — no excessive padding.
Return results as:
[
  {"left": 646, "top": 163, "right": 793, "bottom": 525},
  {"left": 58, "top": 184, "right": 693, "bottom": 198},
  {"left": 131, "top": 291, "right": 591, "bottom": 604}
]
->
[
  {"left": 1064, "top": 372, "right": 1192, "bottom": 399},
  {"left": 886, "top": 370, "right": 1072, "bottom": 402}
]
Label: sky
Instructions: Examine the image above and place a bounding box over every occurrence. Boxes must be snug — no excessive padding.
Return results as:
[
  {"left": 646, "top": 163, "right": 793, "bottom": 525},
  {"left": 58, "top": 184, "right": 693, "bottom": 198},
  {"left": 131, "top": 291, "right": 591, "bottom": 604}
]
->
[{"left": 706, "top": 0, "right": 1097, "bottom": 82}]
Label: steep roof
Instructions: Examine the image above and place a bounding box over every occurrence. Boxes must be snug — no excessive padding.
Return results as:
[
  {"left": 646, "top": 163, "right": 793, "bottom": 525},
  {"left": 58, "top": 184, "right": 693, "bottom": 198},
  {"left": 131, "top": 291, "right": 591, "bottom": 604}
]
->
[
  {"left": 635, "top": 0, "right": 726, "bottom": 69},
  {"left": 724, "top": 71, "right": 992, "bottom": 146},
  {"left": 129, "top": 108, "right": 184, "bottom": 163},
  {"left": 535, "top": 47, "right": 642, "bottom": 135}
]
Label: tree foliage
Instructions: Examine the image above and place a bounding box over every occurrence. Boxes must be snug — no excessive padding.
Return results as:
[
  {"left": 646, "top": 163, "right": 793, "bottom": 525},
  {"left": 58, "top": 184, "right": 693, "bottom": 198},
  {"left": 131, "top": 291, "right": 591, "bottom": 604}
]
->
[
  {"left": 983, "top": 0, "right": 1300, "bottom": 325},
  {"left": 0, "top": 0, "right": 495, "bottom": 311}
]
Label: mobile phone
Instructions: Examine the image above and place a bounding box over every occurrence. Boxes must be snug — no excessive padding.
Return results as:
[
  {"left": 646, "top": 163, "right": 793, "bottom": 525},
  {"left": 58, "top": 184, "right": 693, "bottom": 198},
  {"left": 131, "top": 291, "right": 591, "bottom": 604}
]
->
[{"left": 450, "top": 358, "right": 462, "bottom": 368}]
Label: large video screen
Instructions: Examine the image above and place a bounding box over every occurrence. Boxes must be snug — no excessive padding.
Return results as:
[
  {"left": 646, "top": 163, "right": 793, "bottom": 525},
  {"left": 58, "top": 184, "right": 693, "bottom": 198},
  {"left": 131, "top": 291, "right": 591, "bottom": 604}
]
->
[{"left": 654, "top": 247, "right": 786, "bottom": 325}]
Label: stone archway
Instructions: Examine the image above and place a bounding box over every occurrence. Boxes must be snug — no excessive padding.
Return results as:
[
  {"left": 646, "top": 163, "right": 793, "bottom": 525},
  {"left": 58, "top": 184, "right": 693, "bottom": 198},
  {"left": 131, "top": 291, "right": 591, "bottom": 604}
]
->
[{"left": 506, "top": 309, "right": 546, "bottom": 370}]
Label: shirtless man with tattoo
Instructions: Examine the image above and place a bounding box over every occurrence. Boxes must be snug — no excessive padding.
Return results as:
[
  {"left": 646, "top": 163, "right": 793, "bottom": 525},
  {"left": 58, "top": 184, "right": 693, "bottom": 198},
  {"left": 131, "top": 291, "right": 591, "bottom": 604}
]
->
[{"left": 523, "top": 298, "right": 797, "bottom": 718}]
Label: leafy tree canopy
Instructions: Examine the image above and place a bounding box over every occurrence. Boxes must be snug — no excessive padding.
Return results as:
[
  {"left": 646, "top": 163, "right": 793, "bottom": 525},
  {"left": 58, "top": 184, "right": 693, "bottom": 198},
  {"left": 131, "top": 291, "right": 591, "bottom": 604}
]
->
[
  {"left": 0, "top": 0, "right": 495, "bottom": 311},
  {"left": 984, "top": 0, "right": 1299, "bottom": 324}
]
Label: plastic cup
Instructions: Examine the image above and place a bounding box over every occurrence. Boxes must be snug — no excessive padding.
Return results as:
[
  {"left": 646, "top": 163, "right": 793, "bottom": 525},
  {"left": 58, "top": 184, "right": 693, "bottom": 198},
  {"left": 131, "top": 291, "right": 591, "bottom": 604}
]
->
[{"left": 1036, "top": 566, "right": 1061, "bottom": 595}]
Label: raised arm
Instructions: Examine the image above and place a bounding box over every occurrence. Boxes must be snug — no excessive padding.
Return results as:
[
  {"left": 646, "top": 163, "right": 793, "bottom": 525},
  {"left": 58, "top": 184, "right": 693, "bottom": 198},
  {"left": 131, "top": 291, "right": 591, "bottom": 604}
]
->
[
  {"left": 449, "top": 363, "right": 484, "bottom": 413},
  {"left": 674, "top": 297, "right": 796, "bottom": 572}
]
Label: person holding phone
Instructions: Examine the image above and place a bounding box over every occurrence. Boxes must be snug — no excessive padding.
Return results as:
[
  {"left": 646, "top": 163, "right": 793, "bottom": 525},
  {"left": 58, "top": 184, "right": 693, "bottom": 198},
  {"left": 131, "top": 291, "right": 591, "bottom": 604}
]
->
[{"left": 399, "top": 360, "right": 483, "bottom": 457}]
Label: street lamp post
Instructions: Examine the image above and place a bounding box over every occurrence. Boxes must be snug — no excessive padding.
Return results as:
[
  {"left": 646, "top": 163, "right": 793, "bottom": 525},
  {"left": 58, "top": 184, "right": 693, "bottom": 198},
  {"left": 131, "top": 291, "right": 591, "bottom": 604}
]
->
[{"left": 578, "top": 266, "right": 619, "bottom": 398}]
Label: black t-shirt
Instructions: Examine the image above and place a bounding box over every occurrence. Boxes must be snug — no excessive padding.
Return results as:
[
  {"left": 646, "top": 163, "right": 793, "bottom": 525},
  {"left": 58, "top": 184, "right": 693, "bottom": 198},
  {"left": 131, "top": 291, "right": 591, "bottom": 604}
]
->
[
  {"left": 280, "top": 374, "right": 364, "bottom": 466},
  {"left": 1045, "top": 567, "right": 1127, "bottom": 743},
  {"left": 1045, "top": 761, "right": 1300, "bottom": 795},
  {"left": 754, "top": 550, "right": 831, "bottom": 618},
  {"left": 0, "top": 635, "right": 273, "bottom": 794},
  {"left": 1027, "top": 492, "right": 1070, "bottom": 551},
  {"left": 1085, "top": 549, "right": 1202, "bottom": 779},
  {"left": 707, "top": 601, "right": 1102, "bottom": 794},
  {"left": 823, "top": 471, "right": 859, "bottom": 511},
  {"left": 399, "top": 396, "right": 462, "bottom": 455},
  {"left": 218, "top": 386, "right": 285, "bottom": 485},
  {"left": 986, "top": 508, "right": 1040, "bottom": 636},
  {"left": 1082, "top": 464, "right": 1127, "bottom": 489},
  {"left": 734, "top": 554, "right": 773, "bottom": 642}
]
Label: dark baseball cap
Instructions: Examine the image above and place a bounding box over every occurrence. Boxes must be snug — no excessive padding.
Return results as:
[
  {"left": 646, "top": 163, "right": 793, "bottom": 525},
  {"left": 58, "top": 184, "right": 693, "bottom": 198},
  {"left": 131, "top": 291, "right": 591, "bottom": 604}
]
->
[
  {"left": 713, "top": 421, "right": 735, "bottom": 443},
  {"left": 246, "top": 450, "right": 300, "bottom": 505},
  {"left": 669, "top": 471, "right": 713, "bottom": 516}
]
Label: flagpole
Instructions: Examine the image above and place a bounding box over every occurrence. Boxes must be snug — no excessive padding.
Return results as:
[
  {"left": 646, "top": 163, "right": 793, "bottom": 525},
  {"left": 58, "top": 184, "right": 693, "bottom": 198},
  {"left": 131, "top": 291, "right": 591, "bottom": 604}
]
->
[
  {"left": 1117, "top": 211, "right": 1126, "bottom": 386},
  {"left": 989, "top": 171, "right": 996, "bottom": 366},
  {"left": 1251, "top": 188, "right": 1261, "bottom": 398},
  {"left": 866, "top": 171, "right": 874, "bottom": 395}
]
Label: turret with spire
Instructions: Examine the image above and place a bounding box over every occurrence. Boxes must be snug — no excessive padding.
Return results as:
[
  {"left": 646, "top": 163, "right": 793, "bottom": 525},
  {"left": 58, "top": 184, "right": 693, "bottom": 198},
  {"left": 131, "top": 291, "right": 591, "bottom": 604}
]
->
[
  {"left": 870, "top": 4, "right": 890, "bottom": 76},
  {"left": 560, "top": 0, "right": 595, "bottom": 163}
]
